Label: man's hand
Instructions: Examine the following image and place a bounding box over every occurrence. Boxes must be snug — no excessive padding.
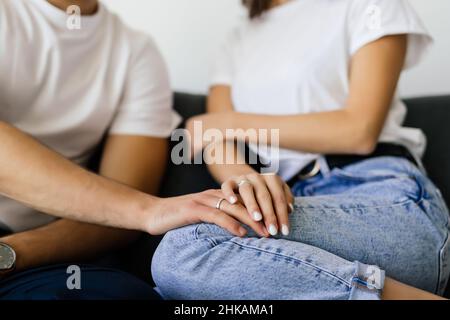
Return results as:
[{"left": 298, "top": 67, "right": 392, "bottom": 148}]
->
[{"left": 146, "top": 190, "right": 269, "bottom": 238}]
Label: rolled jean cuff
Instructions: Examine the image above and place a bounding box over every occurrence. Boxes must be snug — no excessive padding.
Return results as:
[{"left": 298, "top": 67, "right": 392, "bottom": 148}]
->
[{"left": 349, "top": 262, "right": 386, "bottom": 300}]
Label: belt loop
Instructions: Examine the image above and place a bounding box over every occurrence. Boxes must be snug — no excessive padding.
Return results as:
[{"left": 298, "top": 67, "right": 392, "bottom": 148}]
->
[{"left": 318, "top": 156, "right": 331, "bottom": 178}]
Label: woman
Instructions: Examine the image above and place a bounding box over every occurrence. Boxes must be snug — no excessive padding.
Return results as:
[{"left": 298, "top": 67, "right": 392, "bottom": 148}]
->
[{"left": 152, "top": 0, "right": 450, "bottom": 299}]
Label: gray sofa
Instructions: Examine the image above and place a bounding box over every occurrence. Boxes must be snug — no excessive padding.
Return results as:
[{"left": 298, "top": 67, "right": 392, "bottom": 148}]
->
[{"left": 120, "top": 93, "right": 450, "bottom": 297}]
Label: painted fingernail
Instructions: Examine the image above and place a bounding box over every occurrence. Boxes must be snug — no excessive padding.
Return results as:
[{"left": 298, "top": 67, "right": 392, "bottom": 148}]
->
[
  {"left": 268, "top": 224, "right": 278, "bottom": 236},
  {"left": 288, "top": 203, "right": 294, "bottom": 212},
  {"left": 229, "top": 196, "right": 237, "bottom": 204},
  {"left": 282, "top": 224, "right": 290, "bottom": 236},
  {"left": 253, "top": 211, "right": 263, "bottom": 221}
]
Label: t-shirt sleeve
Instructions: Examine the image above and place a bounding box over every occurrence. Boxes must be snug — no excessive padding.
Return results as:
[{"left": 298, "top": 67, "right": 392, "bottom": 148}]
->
[
  {"left": 348, "top": 0, "right": 433, "bottom": 69},
  {"left": 109, "top": 35, "right": 181, "bottom": 138},
  {"left": 209, "top": 29, "right": 238, "bottom": 87}
]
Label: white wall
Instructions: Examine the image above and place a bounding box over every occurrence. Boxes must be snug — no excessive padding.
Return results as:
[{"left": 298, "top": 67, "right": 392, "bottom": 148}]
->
[{"left": 102, "top": 0, "right": 450, "bottom": 98}]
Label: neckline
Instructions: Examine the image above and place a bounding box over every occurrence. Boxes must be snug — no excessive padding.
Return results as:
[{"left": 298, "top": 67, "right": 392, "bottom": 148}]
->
[
  {"left": 263, "top": 0, "right": 302, "bottom": 19},
  {"left": 28, "top": 0, "right": 105, "bottom": 32}
]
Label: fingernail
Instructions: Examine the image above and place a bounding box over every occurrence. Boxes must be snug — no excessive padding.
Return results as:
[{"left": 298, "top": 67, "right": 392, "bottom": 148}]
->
[
  {"left": 253, "top": 211, "right": 263, "bottom": 221},
  {"left": 239, "top": 227, "right": 247, "bottom": 237},
  {"left": 288, "top": 203, "right": 294, "bottom": 212},
  {"left": 268, "top": 224, "right": 278, "bottom": 236},
  {"left": 282, "top": 224, "right": 290, "bottom": 236},
  {"left": 229, "top": 196, "right": 237, "bottom": 204}
]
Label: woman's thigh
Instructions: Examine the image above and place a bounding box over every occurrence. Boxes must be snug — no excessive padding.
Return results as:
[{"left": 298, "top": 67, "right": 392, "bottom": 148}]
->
[{"left": 288, "top": 157, "right": 450, "bottom": 294}]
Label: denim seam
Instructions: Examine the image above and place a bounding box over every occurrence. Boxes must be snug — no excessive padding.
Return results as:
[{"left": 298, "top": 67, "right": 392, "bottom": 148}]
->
[
  {"left": 226, "top": 239, "right": 352, "bottom": 288},
  {"left": 295, "top": 197, "right": 425, "bottom": 211},
  {"left": 436, "top": 229, "right": 450, "bottom": 294},
  {"left": 193, "top": 224, "right": 219, "bottom": 247}
]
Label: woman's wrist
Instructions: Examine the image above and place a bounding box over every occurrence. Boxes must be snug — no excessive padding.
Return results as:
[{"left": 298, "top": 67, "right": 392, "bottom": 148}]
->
[{"left": 209, "top": 163, "right": 256, "bottom": 185}]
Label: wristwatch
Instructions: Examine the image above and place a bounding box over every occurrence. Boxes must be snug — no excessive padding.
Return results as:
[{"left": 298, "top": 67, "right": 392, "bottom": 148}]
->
[{"left": 0, "top": 242, "right": 16, "bottom": 274}]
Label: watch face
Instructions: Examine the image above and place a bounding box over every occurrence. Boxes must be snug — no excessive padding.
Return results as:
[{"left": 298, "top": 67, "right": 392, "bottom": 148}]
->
[{"left": 0, "top": 244, "right": 15, "bottom": 270}]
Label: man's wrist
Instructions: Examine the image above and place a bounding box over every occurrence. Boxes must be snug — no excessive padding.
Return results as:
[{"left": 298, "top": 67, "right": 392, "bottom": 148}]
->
[
  {"left": 0, "top": 237, "right": 20, "bottom": 279},
  {"left": 1, "top": 234, "right": 33, "bottom": 275},
  {"left": 134, "top": 194, "right": 161, "bottom": 234}
]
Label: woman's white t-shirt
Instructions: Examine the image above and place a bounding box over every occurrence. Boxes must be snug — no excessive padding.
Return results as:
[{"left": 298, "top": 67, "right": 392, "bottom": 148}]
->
[{"left": 210, "top": 0, "right": 432, "bottom": 180}]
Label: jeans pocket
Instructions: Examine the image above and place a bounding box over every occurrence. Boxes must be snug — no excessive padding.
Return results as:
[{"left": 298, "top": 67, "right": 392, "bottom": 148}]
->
[{"left": 329, "top": 167, "right": 425, "bottom": 205}]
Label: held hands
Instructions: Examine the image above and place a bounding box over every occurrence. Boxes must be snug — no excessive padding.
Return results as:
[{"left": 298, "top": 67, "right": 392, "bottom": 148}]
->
[
  {"left": 221, "top": 172, "right": 295, "bottom": 237},
  {"left": 146, "top": 190, "right": 269, "bottom": 238},
  {"left": 144, "top": 173, "right": 293, "bottom": 238}
]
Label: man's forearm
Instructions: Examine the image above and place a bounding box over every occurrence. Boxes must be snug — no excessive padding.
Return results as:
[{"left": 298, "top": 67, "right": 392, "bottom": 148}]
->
[{"left": 0, "top": 122, "right": 156, "bottom": 232}]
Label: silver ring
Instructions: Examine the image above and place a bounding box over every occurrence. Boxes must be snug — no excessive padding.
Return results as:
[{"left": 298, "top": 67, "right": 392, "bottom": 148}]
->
[
  {"left": 215, "top": 198, "right": 226, "bottom": 210},
  {"left": 237, "top": 179, "right": 251, "bottom": 188}
]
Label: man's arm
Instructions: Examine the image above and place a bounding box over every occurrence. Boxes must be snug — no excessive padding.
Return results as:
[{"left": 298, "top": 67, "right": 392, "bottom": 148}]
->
[
  {"left": 0, "top": 133, "right": 168, "bottom": 273},
  {"left": 0, "top": 122, "right": 159, "bottom": 230}
]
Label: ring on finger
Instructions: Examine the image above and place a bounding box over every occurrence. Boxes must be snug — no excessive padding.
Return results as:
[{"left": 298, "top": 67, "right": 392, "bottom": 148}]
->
[
  {"left": 215, "top": 198, "right": 226, "bottom": 210},
  {"left": 237, "top": 179, "right": 251, "bottom": 188}
]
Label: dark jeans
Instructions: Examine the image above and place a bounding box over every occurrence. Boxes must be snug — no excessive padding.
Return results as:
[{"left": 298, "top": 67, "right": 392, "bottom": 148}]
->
[{"left": 0, "top": 264, "right": 160, "bottom": 300}]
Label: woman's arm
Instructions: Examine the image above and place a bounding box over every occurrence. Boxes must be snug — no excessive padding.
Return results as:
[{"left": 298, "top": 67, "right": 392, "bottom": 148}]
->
[
  {"left": 194, "top": 35, "right": 407, "bottom": 155},
  {"left": 201, "top": 35, "right": 407, "bottom": 236}
]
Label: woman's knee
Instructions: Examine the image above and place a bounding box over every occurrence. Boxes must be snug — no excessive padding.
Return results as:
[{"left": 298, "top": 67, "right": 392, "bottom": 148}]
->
[{"left": 151, "top": 223, "right": 234, "bottom": 298}]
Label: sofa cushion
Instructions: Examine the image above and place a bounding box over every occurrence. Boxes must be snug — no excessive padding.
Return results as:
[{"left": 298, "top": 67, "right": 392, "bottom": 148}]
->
[{"left": 404, "top": 95, "right": 450, "bottom": 209}]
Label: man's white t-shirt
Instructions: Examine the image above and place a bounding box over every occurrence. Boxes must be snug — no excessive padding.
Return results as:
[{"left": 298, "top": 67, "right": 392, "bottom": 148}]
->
[
  {"left": 210, "top": 0, "right": 432, "bottom": 180},
  {"left": 0, "top": 0, "right": 181, "bottom": 232}
]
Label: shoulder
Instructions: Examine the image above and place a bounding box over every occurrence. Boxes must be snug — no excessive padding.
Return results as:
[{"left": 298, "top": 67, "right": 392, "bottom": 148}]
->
[
  {"left": 105, "top": 11, "right": 162, "bottom": 64},
  {"left": 346, "top": 0, "right": 421, "bottom": 20},
  {"left": 0, "top": 0, "right": 28, "bottom": 22}
]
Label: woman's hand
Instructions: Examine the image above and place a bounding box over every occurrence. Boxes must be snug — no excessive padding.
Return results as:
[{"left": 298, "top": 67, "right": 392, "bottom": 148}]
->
[
  {"left": 221, "top": 173, "right": 294, "bottom": 237},
  {"left": 146, "top": 190, "right": 269, "bottom": 238}
]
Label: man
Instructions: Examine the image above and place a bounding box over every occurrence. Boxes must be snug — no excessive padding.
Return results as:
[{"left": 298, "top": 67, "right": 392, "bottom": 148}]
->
[{"left": 0, "top": 0, "right": 252, "bottom": 299}]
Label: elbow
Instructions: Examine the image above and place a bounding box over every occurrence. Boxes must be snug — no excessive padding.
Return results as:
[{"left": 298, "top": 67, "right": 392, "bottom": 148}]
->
[
  {"left": 353, "top": 137, "right": 378, "bottom": 155},
  {"left": 348, "top": 126, "right": 379, "bottom": 156}
]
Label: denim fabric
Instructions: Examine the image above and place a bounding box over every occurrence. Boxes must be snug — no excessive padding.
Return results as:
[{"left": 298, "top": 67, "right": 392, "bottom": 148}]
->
[
  {"left": 0, "top": 264, "right": 160, "bottom": 300},
  {"left": 152, "top": 157, "right": 450, "bottom": 300}
]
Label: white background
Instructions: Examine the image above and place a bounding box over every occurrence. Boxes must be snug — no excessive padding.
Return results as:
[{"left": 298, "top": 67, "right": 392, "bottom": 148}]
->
[{"left": 102, "top": 0, "right": 450, "bottom": 98}]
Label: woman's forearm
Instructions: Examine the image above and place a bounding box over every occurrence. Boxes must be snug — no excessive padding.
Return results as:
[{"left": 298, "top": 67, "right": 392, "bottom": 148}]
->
[
  {"left": 226, "top": 110, "right": 379, "bottom": 155},
  {"left": 0, "top": 121, "right": 156, "bottom": 232}
]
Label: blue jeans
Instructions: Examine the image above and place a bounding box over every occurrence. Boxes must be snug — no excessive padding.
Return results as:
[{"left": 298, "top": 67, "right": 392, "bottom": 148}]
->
[
  {"left": 0, "top": 264, "right": 160, "bottom": 300},
  {"left": 152, "top": 157, "right": 450, "bottom": 300}
]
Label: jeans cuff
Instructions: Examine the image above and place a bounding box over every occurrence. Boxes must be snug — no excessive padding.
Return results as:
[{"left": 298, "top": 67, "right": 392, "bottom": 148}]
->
[{"left": 349, "top": 262, "right": 386, "bottom": 300}]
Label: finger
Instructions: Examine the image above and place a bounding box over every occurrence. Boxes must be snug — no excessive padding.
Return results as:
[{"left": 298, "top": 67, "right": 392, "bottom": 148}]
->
[
  {"left": 220, "top": 200, "right": 269, "bottom": 238},
  {"left": 237, "top": 178, "right": 263, "bottom": 223},
  {"left": 283, "top": 183, "right": 295, "bottom": 213},
  {"left": 196, "top": 205, "right": 247, "bottom": 237},
  {"left": 265, "top": 176, "right": 290, "bottom": 236},
  {"left": 198, "top": 193, "right": 268, "bottom": 238},
  {"left": 247, "top": 175, "right": 279, "bottom": 236},
  {"left": 221, "top": 180, "right": 238, "bottom": 205}
]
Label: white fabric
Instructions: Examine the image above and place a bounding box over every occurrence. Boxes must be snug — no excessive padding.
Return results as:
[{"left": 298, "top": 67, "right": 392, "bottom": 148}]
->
[
  {"left": 210, "top": 0, "right": 432, "bottom": 180},
  {"left": 0, "top": 0, "right": 181, "bottom": 232}
]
